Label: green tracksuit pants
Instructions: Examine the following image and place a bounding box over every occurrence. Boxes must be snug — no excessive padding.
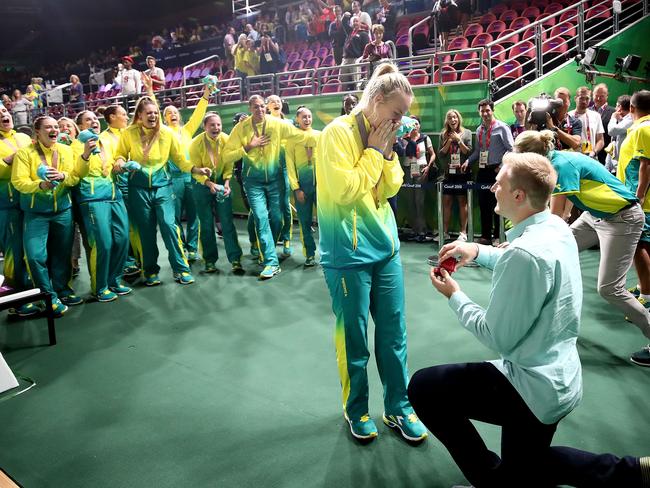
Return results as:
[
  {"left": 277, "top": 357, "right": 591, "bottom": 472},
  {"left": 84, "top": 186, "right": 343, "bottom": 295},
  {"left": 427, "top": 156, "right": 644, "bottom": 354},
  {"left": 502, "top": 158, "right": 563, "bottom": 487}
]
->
[
  {"left": 244, "top": 178, "right": 282, "bottom": 267},
  {"left": 79, "top": 200, "right": 129, "bottom": 294},
  {"left": 23, "top": 209, "right": 74, "bottom": 300},
  {"left": 278, "top": 157, "right": 292, "bottom": 243},
  {"left": 128, "top": 184, "right": 190, "bottom": 276},
  {"left": 172, "top": 176, "right": 199, "bottom": 254},
  {"left": 323, "top": 253, "right": 412, "bottom": 420},
  {"left": 117, "top": 175, "right": 139, "bottom": 270},
  {"left": 0, "top": 207, "right": 31, "bottom": 290},
  {"left": 193, "top": 182, "right": 243, "bottom": 265}
]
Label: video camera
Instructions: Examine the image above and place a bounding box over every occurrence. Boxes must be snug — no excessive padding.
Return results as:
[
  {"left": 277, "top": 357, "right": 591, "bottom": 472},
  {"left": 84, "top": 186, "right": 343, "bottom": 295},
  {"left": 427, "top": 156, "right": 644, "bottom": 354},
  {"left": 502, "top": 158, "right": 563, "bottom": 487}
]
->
[{"left": 527, "top": 94, "right": 563, "bottom": 130}]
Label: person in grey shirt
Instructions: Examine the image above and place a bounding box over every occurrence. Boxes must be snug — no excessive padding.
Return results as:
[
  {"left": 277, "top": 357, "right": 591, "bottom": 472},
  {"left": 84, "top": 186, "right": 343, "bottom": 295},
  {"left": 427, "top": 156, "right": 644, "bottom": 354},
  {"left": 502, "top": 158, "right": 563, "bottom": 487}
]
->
[
  {"left": 409, "top": 152, "right": 649, "bottom": 488},
  {"left": 606, "top": 94, "right": 634, "bottom": 174},
  {"left": 466, "top": 99, "right": 514, "bottom": 245}
]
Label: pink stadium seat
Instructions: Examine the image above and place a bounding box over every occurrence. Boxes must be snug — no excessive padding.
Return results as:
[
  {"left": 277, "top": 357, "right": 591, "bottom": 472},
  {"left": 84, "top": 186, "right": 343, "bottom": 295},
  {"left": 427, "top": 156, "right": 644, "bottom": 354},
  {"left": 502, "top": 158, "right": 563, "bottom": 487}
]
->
[
  {"left": 521, "top": 6, "right": 541, "bottom": 20},
  {"left": 486, "top": 20, "right": 506, "bottom": 35},
  {"left": 551, "top": 21, "right": 577, "bottom": 39},
  {"left": 289, "top": 60, "right": 304, "bottom": 71},
  {"left": 479, "top": 13, "right": 497, "bottom": 28},
  {"left": 433, "top": 66, "right": 458, "bottom": 83},
  {"left": 559, "top": 8, "right": 578, "bottom": 22},
  {"left": 471, "top": 32, "right": 493, "bottom": 47},
  {"left": 321, "top": 55, "right": 335, "bottom": 67},
  {"left": 491, "top": 3, "right": 509, "bottom": 15},
  {"left": 453, "top": 50, "right": 478, "bottom": 64},
  {"left": 497, "top": 29, "right": 520, "bottom": 47},
  {"left": 488, "top": 44, "right": 507, "bottom": 64},
  {"left": 510, "top": 40, "right": 537, "bottom": 63},
  {"left": 287, "top": 52, "right": 300, "bottom": 64},
  {"left": 586, "top": 4, "right": 612, "bottom": 20},
  {"left": 316, "top": 47, "right": 329, "bottom": 59},
  {"left": 535, "top": 13, "right": 556, "bottom": 28},
  {"left": 301, "top": 50, "right": 314, "bottom": 62},
  {"left": 463, "top": 23, "right": 484, "bottom": 43},
  {"left": 542, "top": 38, "right": 569, "bottom": 55},
  {"left": 499, "top": 10, "right": 519, "bottom": 23},
  {"left": 531, "top": 0, "right": 550, "bottom": 8},
  {"left": 460, "top": 62, "right": 489, "bottom": 81},
  {"left": 305, "top": 57, "right": 320, "bottom": 69},
  {"left": 282, "top": 83, "right": 301, "bottom": 97},
  {"left": 510, "top": 17, "right": 530, "bottom": 31},
  {"left": 322, "top": 79, "right": 342, "bottom": 93},
  {"left": 494, "top": 59, "right": 523, "bottom": 80},
  {"left": 523, "top": 26, "right": 547, "bottom": 41},
  {"left": 544, "top": 3, "right": 563, "bottom": 14},
  {"left": 407, "top": 69, "right": 429, "bottom": 85},
  {"left": 447, "top": 36, "right": 469, "bottom": 50}
]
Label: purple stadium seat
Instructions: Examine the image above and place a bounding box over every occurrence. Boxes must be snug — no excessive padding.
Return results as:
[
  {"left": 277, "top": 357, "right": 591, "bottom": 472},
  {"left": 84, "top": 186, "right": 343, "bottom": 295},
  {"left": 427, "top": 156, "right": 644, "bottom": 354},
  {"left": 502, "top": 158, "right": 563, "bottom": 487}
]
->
[{"left": 322, "top": 79, "right": 342, "bottom": 93}]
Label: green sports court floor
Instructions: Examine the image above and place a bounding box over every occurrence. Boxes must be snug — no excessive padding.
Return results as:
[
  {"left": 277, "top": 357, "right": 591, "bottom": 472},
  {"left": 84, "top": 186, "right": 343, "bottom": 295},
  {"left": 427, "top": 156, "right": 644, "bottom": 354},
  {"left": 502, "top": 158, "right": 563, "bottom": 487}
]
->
[{"left": 0, "top": 222, "right": 648, "bottom": 487}]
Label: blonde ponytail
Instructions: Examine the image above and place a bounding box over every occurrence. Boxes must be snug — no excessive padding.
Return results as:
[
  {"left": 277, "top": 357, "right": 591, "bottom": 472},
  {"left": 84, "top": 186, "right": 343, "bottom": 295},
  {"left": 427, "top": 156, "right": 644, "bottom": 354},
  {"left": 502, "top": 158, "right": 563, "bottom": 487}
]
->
[
  {"left": 514, "top": 129, "right": 555, "bottom": 156},
  {"left": 356, "top": 61, "right": 413, "bottom": 112}
]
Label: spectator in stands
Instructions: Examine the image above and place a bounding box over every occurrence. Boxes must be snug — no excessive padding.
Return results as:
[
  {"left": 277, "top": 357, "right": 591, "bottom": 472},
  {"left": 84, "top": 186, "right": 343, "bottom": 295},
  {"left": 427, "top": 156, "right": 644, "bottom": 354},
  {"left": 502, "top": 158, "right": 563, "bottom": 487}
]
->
[
  {"left": 24, "top": 85, "right": 40, "bottom": 117},
  {"left": 232, "top": 35, "right": 249, "bottom": 79},
  {"left": 591, "top": 83, "right": 615, "bottom": 166},
  {"left": 286, "top": 5, "right": 302, "bottom": 41},
  {"left": 431, "top": 0, "right": 461, "bottom": 51},
  {"left": 510, "top": 100, "right": 527, "bottom": 140},
  {"left": 544, "top": 87, "right": 581, "bottom": 151},
  {"left": 570, "top": 86, "right": 604, "bottom": 159},
  {"left": 1, "top": 95, "right": 12, "bottom": 110},
  {"left": 68, "top": 75, "right": 85, "bottom": 110},
  {"left": 342, "top": 15, "right": 370, "bottom": 91},
  {"left": 349, "top": 0, "right": 372, "bottom": 30},
  {"left": 315, "top": 0, "right": 337, "bottom": 38},
  {"left": 329, "top": 5, "right": 348, "bottom": 65},
  {"left": 115, "top": 56, "right": 141, "bottom": 97},
  {"left": 375, "top": 0, "right": 397, "bottom": 42},
  {"left": 189, "top": 28, "right": 202, "bottom": 43},
  {"left": 297, "top": 4, "right": 312, "bottom": 41},
  {"left": 516, "top": 130, "right": 650, "bottom": 367},
  {"left": 361, "top": 24, "right": 393, "bottom": 64},
  {"left": 243, "top": 39, "right": 261, "bottom": 77},
  {"left": 246, "top": 23, "right": 260, "bottom": 43},
  {"left": 416, "top": 151, "right": 650, "bottom": 488},
  {"left": 617, "top": 90, "right": 650, "bottom": 367},
  {"left": 341, "top": 93, "right": 358, "bottom": 115},
  {"left": 467, "top": 99, "right": 514, "bottom": 245},
  {"left": 440, "top": 108, "right": 472, "bottom": 242},
  {"left": 606, "top": 94, "right": 633, "bottom": 174},
  {"left": 402, "top": 115, "right": 436, "bottom": 242},
  {"left": 10, "top": 90, "right": 30, "bottom": 127},
  {"left": 259, "top": 34, "right": 284, "bottom": 74},
  {"left": 152, "top": 34, "right": 166, "bottom": 51},
  {"left": 145, "top": 57, "right": 165, "bottom": 92},
  {"left": 224, "top": 27, "right": 237, "bottom": 67}
]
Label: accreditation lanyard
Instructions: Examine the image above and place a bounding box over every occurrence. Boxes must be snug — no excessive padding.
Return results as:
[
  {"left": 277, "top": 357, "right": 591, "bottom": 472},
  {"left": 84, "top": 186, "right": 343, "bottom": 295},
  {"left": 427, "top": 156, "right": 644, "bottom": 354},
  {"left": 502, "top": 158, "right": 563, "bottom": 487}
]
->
[
  {"left": 0, "top": 133, "right": 25, "bottom": 153},
  {"left": 355, "top": 111, "right": 379, "bottom": 208},
  {"left": 139, "top": 127, "right": 159, "bottom": 161},
  {"left": 478, "top": 121, "right": 495, "bottom": 168},
  {"left": 205, "top": 133, "right": 220, "bottom": 178},
  {"left": 581, "top": 113, "right": 593, "bottom": 154},
  {"left": 305, "top": 145, "right": 313, "bottom": 166},
  {"left": 252, "top": 119, "right": 267, "bottom": 157},
  {"left": 449, "top": 137, "right": 461, "bottom": 174}
]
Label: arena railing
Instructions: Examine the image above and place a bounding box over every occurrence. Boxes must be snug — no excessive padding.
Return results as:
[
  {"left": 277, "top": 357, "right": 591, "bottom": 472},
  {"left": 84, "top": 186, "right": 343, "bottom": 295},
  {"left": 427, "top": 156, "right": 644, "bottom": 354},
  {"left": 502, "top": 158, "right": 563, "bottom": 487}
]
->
[{"left": 485, "top": 0, "right": 649, "bottom": 100}]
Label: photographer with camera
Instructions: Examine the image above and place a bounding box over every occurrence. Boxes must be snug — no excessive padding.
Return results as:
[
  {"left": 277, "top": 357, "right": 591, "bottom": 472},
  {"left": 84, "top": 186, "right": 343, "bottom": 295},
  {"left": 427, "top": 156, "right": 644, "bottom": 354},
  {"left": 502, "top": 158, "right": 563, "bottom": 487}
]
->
[
  {"left": 570, "top": 86, "right": 605, "bottom": 160},
  {"left": 467, "top": 99, "right": 513, "bottom": 245},
  {"left": 532, "top": 88, "right": 582, "bottom": 151}
]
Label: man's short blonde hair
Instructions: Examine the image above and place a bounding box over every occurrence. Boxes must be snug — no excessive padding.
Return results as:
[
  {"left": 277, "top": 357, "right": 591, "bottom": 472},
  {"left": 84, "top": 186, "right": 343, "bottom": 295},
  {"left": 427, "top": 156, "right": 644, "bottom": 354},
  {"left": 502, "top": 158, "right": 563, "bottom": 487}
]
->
[{"left": 503, "top": 152, "right": 557, "bottom": 211}]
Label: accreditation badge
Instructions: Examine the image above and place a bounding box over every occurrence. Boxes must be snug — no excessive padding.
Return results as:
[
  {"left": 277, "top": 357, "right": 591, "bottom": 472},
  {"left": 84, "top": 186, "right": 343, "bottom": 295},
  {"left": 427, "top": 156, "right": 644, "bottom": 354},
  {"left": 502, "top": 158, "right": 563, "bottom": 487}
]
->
[
  {"left": 449, "top": 153, "right": 461, "bottom": 174},
  {"left": 479, "top": 151, "right": 489, "bottom": 168}
]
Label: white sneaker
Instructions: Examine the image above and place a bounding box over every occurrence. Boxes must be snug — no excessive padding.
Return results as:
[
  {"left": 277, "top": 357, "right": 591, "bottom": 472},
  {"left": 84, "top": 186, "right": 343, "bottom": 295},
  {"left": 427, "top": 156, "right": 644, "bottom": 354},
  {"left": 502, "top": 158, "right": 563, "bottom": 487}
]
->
[{"left": 457, "top": 232, "right": 467, "bottom": 242}]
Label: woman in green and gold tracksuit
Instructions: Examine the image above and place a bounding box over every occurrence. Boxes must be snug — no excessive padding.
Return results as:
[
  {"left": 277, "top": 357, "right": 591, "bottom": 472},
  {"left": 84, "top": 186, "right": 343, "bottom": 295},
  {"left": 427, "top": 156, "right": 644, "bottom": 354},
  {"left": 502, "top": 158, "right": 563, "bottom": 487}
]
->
[
  {"left": 101, "top": 104, "right": 140, "bottom": 277},
  {"left": 316, "top": 62, "right": 427, "bottom": 442},
  {"left": 163, "top": 85, "right": 211, "bottom": 262},
  {"left": 113, "top": 96, "right": 211, "bottom": 286},
  {"left": 12, "top": 116, "right": 83, "bottom": 317},
  {"left": 189, "top": 112, "right": 243, "bottom": 273},
  {"left": 222, "top": 95, "right": 316, "bottom": 280},
  {"left": 0, "top": 104, "right": 38, "bottom": 317},
  {"left": 71, "top": 110, "right": 131, "bottom": 302},
  {"left": 285, "top": 106, "right": 320, "bottom": 266}
]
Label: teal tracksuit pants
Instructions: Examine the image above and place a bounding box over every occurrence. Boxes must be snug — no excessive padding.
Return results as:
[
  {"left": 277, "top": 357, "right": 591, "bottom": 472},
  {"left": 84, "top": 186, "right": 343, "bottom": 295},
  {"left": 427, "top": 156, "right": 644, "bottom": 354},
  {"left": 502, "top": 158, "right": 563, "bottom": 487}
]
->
[
  {"left": 0, "top": 207, "right": 31, "bottom": 290},
  {"left": 244, "top": 178, "right": 282, "bottom": 267},
  {"left": 172, "top": 175, "right": 199, "bottom": 254},
  {"left": 278, "top": 154, "right": 292, "bottom": 243},
  {"left": 117, "top": 174, "right": 139, "bottom": 270},
  {"left": 23, "top": 209, "right": 75, "bottom": 300},
  {"left": 128, "top": 184, "right": 190, "bottom": 276},
  {"left": 79, "top": 200, "right": 129, "bottom": 294},
  {"left": 323, "top": 253, "right": 412, "bottom": 420},
  {"left": 295, "top": 171, "right": 316, "bottom": 258},
  {"left": 193, "top": 181, "right": 243, "bottom": 264}
]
